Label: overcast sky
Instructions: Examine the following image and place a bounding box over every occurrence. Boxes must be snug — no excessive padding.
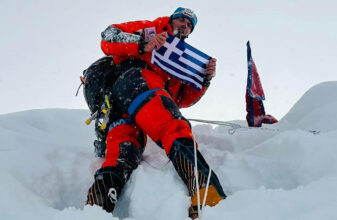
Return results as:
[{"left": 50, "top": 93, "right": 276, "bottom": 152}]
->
[{"left": 1, "top": 0, "right": 336, "bottom": 122}]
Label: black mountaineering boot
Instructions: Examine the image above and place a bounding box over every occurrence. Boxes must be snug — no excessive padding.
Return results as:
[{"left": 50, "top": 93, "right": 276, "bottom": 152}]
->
[{"left": 86, "top": 166, "right": 125, "bottom": 213}]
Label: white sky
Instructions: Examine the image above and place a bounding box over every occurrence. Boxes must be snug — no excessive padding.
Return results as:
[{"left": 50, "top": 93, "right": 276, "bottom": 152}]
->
[{"left": 1, "top": 0, "right": 336, "bottom": 121}]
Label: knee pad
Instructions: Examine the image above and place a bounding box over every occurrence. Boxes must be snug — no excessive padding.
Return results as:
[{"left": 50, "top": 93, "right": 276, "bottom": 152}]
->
[
  {"left": 103, "top": 120, "right": 146, "bottom": 168},
  {"left": 116, "top": 141, "right": 143, "bottom": 178}
]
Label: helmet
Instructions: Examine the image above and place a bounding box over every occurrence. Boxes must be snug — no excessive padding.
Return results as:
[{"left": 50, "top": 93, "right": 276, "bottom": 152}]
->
[{"left": 170, "top": 7, "right": 197, "bottom": 32}]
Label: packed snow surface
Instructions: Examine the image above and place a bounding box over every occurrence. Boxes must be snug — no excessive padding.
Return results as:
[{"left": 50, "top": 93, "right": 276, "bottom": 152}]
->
[{"left": 1, "top": 81, "right": 337, "bottom": 220}]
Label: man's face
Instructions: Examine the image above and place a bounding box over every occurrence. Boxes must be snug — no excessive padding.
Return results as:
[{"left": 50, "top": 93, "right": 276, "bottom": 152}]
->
[{"left": 171, "top": 17, "right": 192, "bottom": 38}]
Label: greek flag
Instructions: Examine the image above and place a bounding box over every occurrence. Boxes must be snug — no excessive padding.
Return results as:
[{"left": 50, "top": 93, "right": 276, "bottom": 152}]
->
[{"left": 151, "top": 34, "right": 210, "bottom": 91}]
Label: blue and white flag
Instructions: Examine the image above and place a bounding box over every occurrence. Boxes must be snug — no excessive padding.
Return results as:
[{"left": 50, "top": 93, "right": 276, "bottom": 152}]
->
[{"left": 151, "top": 34, "right": 211, "bottom": 91}]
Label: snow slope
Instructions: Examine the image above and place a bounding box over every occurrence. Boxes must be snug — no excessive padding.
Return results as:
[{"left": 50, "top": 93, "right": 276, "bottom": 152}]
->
[{"left": 1, "top": 81, "right": 337, "bottom": 220}]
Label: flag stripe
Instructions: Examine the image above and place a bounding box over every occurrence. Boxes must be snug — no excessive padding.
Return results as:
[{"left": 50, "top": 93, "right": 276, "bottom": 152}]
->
[
  {"left": 184, "top": 43, "right": 210, "bottom": 60},
  {"left": 184, "top": 49, "right": 210, "bottom": 64},
  {"left": 169, "top": 53, "right": 205, "bottom": 79},
  {"left": 179, "top": 56, "right": 205, "bottom": 74},
  {"left": 181, "top": 53, "right": 207, "bottom": 70}
]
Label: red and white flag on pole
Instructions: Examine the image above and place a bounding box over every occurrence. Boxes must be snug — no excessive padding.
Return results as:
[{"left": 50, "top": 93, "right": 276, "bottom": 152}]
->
[{"left": 246, "top": 41, "right": 278, "bottom": 127}]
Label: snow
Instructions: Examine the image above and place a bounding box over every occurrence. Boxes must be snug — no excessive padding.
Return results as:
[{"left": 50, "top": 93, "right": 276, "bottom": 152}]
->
[{"left": 1, "top": 81, "right": 337, "bottom": 220}]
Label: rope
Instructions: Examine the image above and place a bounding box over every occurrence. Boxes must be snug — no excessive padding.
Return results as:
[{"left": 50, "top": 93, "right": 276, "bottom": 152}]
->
[
  {"left": 202, "top": 167, "right": 212, "bottom": 210},
  {"left": 188, "top": 118, "right": 320, "bottom": 135},
  {"left": 193, "top": 137, "right": 201, "bottom": 217},
  {"left": 75, "top": 82, "right": 83, "bottom": 96},
  {"left": 188, "top": 118, "right": 243, "bottom": 134}
]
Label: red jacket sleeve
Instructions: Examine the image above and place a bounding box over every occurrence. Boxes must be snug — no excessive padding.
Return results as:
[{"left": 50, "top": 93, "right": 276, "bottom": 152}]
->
[
  {"left": 113, "top": 20, "right": 155, "bottom": 33},
  {"left": 101, "top": 41, "right": 141, "bottom": 61},
  {"left": 100, "top": 20, "right": 155, "bottom": 61},
  {"left": 100, "top": 18, "right": 172, "bottom": 63},
  {"left": 100, "top": 17, "right": 171, "bottom": 63}
]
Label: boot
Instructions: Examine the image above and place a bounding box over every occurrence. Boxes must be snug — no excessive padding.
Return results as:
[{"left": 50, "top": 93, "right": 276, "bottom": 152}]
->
[
  {"left": 188, "top": 185, "right": 224, "bottom": 219},
  {"left": 168, "top": 138, "right": 226, "bottom": 219},
  {"left": 86, "top": 166, "right": 124, "bottom": 213}
]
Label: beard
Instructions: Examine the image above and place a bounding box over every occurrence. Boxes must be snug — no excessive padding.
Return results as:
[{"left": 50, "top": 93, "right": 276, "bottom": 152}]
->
[{"left": 173, "top": 29, "right": 188, "bottom": 40}]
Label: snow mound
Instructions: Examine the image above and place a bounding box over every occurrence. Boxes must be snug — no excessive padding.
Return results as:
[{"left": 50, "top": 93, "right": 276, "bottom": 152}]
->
[
  {"left": 1, "top": 82, "right": 337, "bottom": 220},
  {"left": 279, "top": 81, "right": 337, "bottom": 132}
]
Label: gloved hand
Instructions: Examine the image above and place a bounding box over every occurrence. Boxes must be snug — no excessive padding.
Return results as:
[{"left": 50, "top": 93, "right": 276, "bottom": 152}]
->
[
  {"left": 144, "top": 32, "right": 168, "bottom": 52},
  {"left": 203, "top": 58, "right": 216, "bottom": 86}
]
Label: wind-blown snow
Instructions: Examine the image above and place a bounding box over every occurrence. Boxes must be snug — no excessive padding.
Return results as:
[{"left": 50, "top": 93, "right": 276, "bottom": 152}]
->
[{"left": 1, "top": 81, "right": 337, "bottom": 220}]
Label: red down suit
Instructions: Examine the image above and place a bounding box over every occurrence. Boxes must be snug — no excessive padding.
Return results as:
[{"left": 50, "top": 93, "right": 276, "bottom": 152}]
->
[
  {"left": 88, "top": 16, "right": 226, "bottom": 215},
  {"left": 100, "top": 16, "right": 209, "bottom": 168}
]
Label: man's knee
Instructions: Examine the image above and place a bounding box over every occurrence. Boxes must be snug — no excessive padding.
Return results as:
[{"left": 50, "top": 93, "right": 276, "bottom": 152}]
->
[
  {"left": 130, "top": 90, "right": 193, "bottom": 152},
  {"left": 103, "top": 121, "right": 146, "bottom": 168}
]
